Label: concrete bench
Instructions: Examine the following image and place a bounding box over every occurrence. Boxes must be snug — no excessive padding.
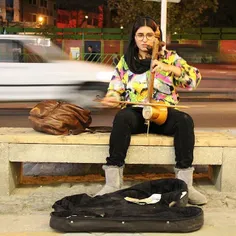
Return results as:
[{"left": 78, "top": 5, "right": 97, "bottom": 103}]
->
[{"left": 0, "top": 127, "right": 236, "bottom": 196}]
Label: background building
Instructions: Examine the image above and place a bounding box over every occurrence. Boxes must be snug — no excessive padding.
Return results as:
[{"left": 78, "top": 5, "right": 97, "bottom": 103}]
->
[
  {"left": 57, "top": 6, "right": 103, "bottom": 28},
  {"left": 21, "top": 0, "right": 57, "bottom": 26},
  {"left": 0, "top": 0, "right": 20, "bottom": 24},
  {"left": 0, "top": 0, "right": 57, "bottom": 26},
  {"left": 0, "top": 0, "right": 110, "bottom": 28}
]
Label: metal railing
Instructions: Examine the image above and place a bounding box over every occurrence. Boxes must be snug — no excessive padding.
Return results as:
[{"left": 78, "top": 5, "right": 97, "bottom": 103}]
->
[
  {"left": 79, "top": 53, "right": 119, "bottom": 66},
  {"left": 1, "top": 27, "right": 236, "bottom": 40},
  {"left": 0, "top": 52, "right": 119, "bottom": 66}
]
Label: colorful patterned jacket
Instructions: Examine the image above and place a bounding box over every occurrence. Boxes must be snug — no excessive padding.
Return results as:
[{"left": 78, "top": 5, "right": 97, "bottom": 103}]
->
[{"left": 107, "top": 50, "right": 202, "bottom": 106}]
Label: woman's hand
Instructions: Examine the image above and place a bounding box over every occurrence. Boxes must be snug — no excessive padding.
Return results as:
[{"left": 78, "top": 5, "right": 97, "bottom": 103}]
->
[
  {"left": 151, "top": 60, "right": 172, "bottom": 73},
  {"left": 151, "top": 59, "right": 182, "bottom": 76},
  {"left": 101, "top": 91, "right": 121, "bottom": 108}
]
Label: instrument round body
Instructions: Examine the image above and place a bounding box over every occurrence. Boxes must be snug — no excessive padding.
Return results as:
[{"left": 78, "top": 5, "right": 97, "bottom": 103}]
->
[
  {"left": 142, "top": 102, "right": 168, "bottom": 125},
  {"left": 142, "top": 106, "right": 153, "bottom": 120}
]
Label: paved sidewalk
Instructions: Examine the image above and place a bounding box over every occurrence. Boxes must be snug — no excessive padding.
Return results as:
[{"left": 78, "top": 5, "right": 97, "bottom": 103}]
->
[
  {"left": 0, "top": 211, "right": 236, "bottom": 236},
  {"left": 0, "top": 180, "right": 236, "bottom": 236}
]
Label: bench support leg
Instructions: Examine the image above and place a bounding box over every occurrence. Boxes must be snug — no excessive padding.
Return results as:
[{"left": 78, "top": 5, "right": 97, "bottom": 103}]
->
[
  {"left": 210, "top": 165, "right": 222, "bottom": 191},
  {"left": 221, "top": 148, "right": 236, "bottom": 192},
  {"left": 210, "top": 148, "right": 236, "bottom": 192},
  {"left": 0, "top": 143, "right": 21, "bottom": 196}
]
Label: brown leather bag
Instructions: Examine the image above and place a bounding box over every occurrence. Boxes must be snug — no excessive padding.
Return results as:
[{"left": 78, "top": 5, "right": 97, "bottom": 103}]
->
[{"left": 28, "top": 100, "right": 92, "bottom": 135}]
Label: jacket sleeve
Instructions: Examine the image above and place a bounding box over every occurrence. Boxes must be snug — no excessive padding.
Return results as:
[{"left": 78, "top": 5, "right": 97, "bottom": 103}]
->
[
  {"left": 107, "top": 56, "right": 126, "bottom": 95},
  {"left": 172, "top": 52, "right": 202, "bottom": 90}
]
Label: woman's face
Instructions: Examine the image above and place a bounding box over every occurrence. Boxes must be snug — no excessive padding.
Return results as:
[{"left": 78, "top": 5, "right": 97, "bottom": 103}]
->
[{"left": 135, "top": 26, "right": 156, "bottom": 53}]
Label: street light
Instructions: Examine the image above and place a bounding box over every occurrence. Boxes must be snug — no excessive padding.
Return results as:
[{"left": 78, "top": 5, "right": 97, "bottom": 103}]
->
[{"left": 38, "top": 16, "right": 44, "bottom": 25}]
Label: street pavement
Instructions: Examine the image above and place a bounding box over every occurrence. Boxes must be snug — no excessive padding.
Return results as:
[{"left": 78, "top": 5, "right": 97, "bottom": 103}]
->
[
  {"left": 0, "top": 101, "right": 236, "bottom": 235},
  {"left": 0, "top": 179, "right": 236, "bottom": 236}
]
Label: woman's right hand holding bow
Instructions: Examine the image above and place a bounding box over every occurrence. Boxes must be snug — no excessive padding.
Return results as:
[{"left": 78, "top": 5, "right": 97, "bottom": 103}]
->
[{"left": 101, "top": 91, "right": 121, "bottom": 108}]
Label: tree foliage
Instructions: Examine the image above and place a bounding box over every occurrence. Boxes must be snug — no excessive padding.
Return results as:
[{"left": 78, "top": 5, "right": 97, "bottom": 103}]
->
[
  {"left": 203, "top": 0, "right": 236, "bottom": 27},
  {"left": 107, "top": 0, "right": 218, "bottom": 32}
]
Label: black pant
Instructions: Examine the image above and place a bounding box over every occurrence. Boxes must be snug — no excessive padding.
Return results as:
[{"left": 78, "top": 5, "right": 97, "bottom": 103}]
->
[{"left": 106, "top": 107, "right": 195, "bottom": 169}]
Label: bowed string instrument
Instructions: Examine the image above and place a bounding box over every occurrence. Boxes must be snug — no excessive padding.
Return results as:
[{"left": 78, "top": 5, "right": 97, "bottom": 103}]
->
[{"left": 95, "top": 36, "right": 204, "bottom": 136}]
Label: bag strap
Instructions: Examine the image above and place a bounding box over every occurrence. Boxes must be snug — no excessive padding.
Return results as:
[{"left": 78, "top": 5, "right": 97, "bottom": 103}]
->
[
  {"left": 69, "top": 126, "right": 112, "bottom": 135},
  {"left": 85, "top": 126, "right": 112, "bottom": 134}
]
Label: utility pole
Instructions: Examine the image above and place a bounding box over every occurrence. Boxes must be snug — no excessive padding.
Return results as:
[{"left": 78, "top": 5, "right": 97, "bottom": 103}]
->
[
  {"left": 144, "top": 0, "right": 181, "bottom": 44},
  {"left": 161, "top": 0, "right": 167, "bottom": 44}
]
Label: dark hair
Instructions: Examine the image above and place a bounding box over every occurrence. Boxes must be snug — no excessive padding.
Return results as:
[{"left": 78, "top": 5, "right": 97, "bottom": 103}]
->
[
  {"left": 124, "top": 16, "right": 163, "bottom": 74},
  {"left": 132, "top": 16, "right": 161, "bottom": 41}
]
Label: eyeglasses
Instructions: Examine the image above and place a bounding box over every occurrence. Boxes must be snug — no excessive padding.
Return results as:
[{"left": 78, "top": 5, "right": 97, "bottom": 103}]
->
[{"left": 135, "top": 33, "right": 155, "bottom": 41}]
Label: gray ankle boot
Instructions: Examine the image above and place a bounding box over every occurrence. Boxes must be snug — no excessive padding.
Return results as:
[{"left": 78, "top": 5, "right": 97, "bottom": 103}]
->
[
  {"left": 174, "top": 167, "right": 207, "bottom": 205},
  {"left": 95, "top": 165, "right": 124, "bottom": 196}
]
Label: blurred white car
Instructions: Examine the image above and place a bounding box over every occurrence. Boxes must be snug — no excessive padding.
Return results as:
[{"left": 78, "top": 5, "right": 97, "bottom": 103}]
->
[{"left": 0, "top": 35, "right": 113, "bottom": 108}]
